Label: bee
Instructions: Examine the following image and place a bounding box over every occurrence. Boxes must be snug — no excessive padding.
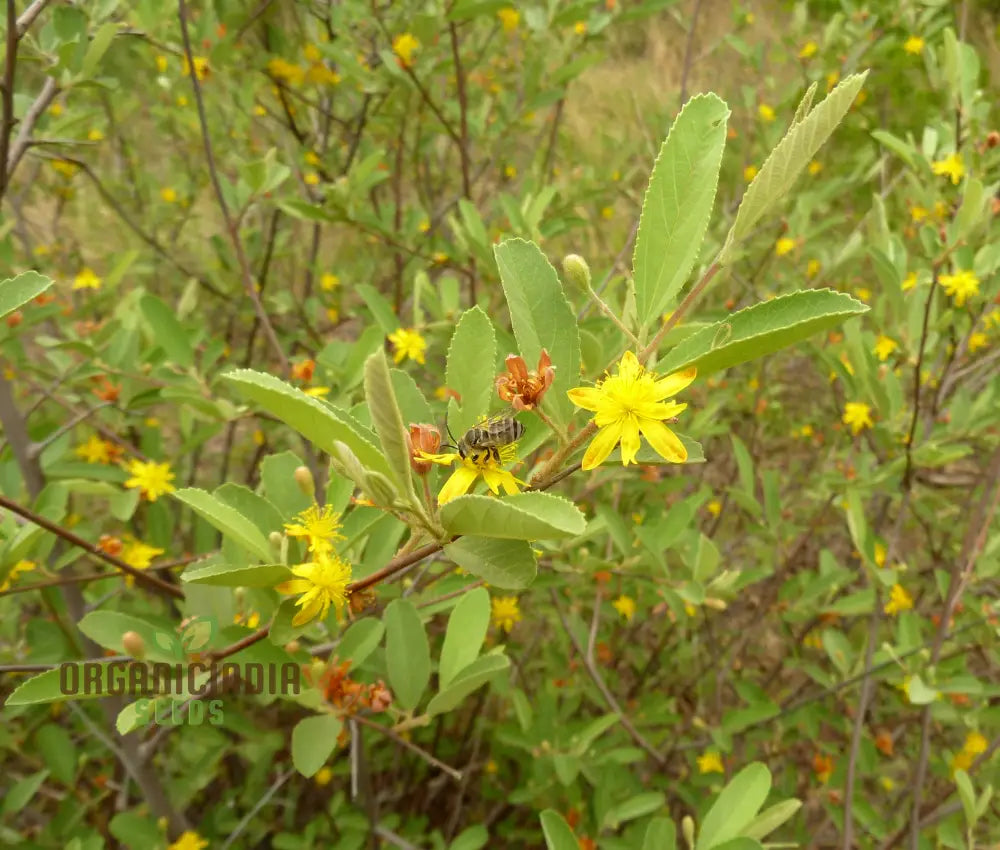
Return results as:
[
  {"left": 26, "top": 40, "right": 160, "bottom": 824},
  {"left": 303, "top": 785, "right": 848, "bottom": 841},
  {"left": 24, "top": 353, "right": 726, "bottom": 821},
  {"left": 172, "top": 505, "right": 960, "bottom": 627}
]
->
[{"left": 449, "top": 413, "right": 525, "bottom": 463}]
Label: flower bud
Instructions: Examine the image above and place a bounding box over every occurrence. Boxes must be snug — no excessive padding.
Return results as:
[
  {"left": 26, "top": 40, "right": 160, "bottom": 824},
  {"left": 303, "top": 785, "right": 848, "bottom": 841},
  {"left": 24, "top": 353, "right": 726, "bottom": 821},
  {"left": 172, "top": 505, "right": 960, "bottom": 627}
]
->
[
  {"left": 122, "top": 631, "right": 146, "bottom": 660},
  {"left": 363, "top": 471, "right": 398, "bottom": 506},
  {"left": 284, "top": 640, "right": 301, "bottom": 654},
  {"left": 562, "top": 254, "right": 592, "bottom": 292},
  {"left": 407, "top": 423, "right": 441, "bottom": 475},
  {"left": 681, "top": 816, "right": 696, "bottom": 849},
  {"left": 294, "top": 465, "right": 315, "bottom": 497},
  {"left": 234, "top": 586, "right": 246, "bottom": 603}
]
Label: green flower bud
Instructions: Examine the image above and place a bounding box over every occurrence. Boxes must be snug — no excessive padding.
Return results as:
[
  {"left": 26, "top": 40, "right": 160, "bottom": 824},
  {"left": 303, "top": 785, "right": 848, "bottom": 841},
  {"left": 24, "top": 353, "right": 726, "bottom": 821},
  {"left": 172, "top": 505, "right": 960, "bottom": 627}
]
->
[
  {"left": 681, "top": 815, "right": 695, "bottom": 849},
  {"left": 363, "top": 471, "right": 398, "bottom": 507},
  {"left": 562, "top": 254, "right": 592, "bottom": 292},
  {"left": 293, "top": 465, "right": 315, "bottom": 497}
]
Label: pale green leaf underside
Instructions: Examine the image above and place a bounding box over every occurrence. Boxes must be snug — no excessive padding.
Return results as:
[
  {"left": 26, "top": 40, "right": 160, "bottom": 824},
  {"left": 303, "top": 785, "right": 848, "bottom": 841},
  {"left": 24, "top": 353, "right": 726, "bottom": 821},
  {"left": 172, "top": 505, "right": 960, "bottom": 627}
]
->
[
  {"left": 182, "top": 561, "right": 293, "bottom": 587},
  {"left": 443, "top": 536, "right": 537, "bottom": 589},
  {"left": 656, "top": 289, "right": 868, "bottom": 376},
  {"left": 0, "top": 271, "right": 54, "bottom": 319},
  {"left": 440, "top": 491, "right": 586, "bottom": 540},
  {"left": 446, "top": 306, "right": 497, "bottom": 437},
  {"left": 364, "top": 350, "right": 415, "bottom": 499},
  {"left": 633, "top": 93, "right": 729, "bottom": 326}
]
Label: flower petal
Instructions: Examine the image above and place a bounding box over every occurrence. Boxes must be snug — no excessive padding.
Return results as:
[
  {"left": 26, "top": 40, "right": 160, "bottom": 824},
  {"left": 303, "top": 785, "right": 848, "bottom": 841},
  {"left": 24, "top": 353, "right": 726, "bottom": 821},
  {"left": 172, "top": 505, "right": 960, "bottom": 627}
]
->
[
  {"left": 617, "top": 351, "right": 642, "bottom": 381},
  {"left": 418, "top": 451, "right": 459, "bottom": 466},
  {"left": 620, "top": 416, "right": 641, "bottom": 465},
  {"left": 640, "top": 419, "right": 688, "bottom": 463},
  {"left": 276, "top": 579, "right": 313, "bottom": 595},
  {"left": 651, "top": 367, "right": 697, "bottom": 401},
  {"left": 292, "top": 597, "right": 323, "bottom": 627},
  {"left": 582, "top": 422, "right": 622, "bottom": 470},
  {"left": 567, "top": 386, "right": 602, "bottom": 412},
  {"left": 438, "top": 465, "right": 479, "bottom": 505}
]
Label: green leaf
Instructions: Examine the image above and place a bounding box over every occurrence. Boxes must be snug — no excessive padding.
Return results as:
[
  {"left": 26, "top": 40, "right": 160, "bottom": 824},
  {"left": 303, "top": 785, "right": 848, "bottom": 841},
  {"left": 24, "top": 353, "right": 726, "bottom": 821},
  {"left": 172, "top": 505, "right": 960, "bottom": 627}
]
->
[
  {"left": 364, "top": 349, "right": 415, "bottom": 502},
  {"left": 357, "top": 283, "right": 400, "bottom": 334},
  {"left": 540, "top": 810, "right": 579, "bottom": 850},
  {"left": 1, "top": 770, "right": 49, "bottom": 816},
  {"left": 742, "top": 800, "right": 802, "bottom": 840},
  {"left": 215, "top": 483, "right": 284, "bottom": 539},
  {"left": 291, "top": 714, "right": 343, "bottom": 777},
  {"left": 223, "top": 369, "right": 388, "bottom": 476},
  {"left": 78, "top": 611, "right": 183, "bottom": 662},
  {"left": 0, "top": 271, "right": 54, "bottom": 319},
  {"left": 5, "top": 663, "right": 111, "bottom": 706},
  {"left": 34, "top": 724, "right": 77, "bottom": 785},
  {"left": 443, "top": 537, "right": 537, "bottom": 589},
  {"left": 439, "top": 587, "right": 490, "bottom": 689},
  {"left": 333, "top": 618, "right": 385, "bottom": 671},
  {"left": 139, "top": 294, "right": 193, "bottom": 367},
  {"left": 384, "top": 599, "right": 430, "bottom": 712},
  {"left": 494, "top": 239, "right": 580, "bottom": 426},
  {"left": 657, "top": 289, "right": 868, "bottom": 376},
  {"left": 445, "top": 306, "right": 497, "bottom": 437},
  {"left": 426, "top": 653, "right": 510, "bottom": 716},
  {"left": 633, "top": 94, "right": 729, "bottom": 326},
  {"left": 173, "top": 488, "right": 273, "bottom": 561},
  {"left": 182, "top": 561, "right": 292, "bottom": 588},
  {"left": 643, "top": 818, "right": 677, "bottom": 850},
  {"left": 450, "top": 825, "right": 490, "bottom": 850},
  {"left": 711, "top": 840, "right": 764, "bottom": 850},
  {"left": 391, "top": 368, "right": 434, "bottom": 426},
  {"left": 905, "top": 675, "right": 939, "bottom": 705},
  {"left": 720, "top": 72, "right": 868, "bottom": 264},
  {"left": 440, "top": 492, "right": 586, "bottom": 540},
  {"left": 871, "top": 130, "right": 918, "bottom": 170},
  {"left": 81, "top": 22, "right": 118, "bottom": 78},
  {"left": 260, "top": 451, "right": 313, "bottom": 517},
  {"left": 603, "top": 792, "right": 666, "bottom": 830},
  {"left": 696, "top": 763, "right": 772, "bottom": 850}
]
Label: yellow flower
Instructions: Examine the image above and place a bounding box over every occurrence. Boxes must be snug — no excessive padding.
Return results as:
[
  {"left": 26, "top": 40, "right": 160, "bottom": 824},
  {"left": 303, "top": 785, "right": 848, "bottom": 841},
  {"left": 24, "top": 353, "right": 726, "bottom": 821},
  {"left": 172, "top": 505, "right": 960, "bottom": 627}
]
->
[
  {"left": 314, "top": 766, "right": 334, "bottom": 786},
  {"left": 826, "top": 70, "right": 840, "bottom": 90},
  {"left": 775, "top": 237, "right": 796, "bottom": 256},
  {"left": 968, "top": 332, "right": 988, "bottom": 353},
  {"left": 798, "top": 41, "right": 818, "bottom": 59},
  {"left": 326, "top": 307, "right": 339, "bottom": 323},
  {"left": 498, "top": 8, "right": 520, "bottom": 32},
  {"left": 491, "top": 596, "right": 521, "bottom": 633},
  {"left": 931, "top": 153, "right": 964, "bottom": 185},
  {"left": 902, "top": 271, "right": 917, "bottom": 291},
  {"left": 304, "top": 171, "right": 320, "bottom": 186},
  {"left": 808, "top": 160, "right": 822, "bottom": 175},
  {"left": 388, "top": 327, "right": 427, "bottom": 365},
  {"left": 181, "top": 55, "right": 210, "bottom": 81},
  {"left": 568, "top": 352, "right": 695, "bottom": 470},
  {"left": 0, "top": 560, "right": 37, "bottom": 592},
  {"left": 574, "top": 21, "right": 587, "bottom": 35},
  {"left": 49, "top": 102, "right": 63, "bottom": 116},
  {"left": 883, "top": 584, "right": 913, "bottom": 616},
  {"left": 268, "top": 57, "right": 305, "bottom": 85},
  {"left": 392, "top": 33, "right": 419, "bottom": 67},
  {"left": 939, "top": 269, "right": 979, "bottom": 307},
  {"left": 176, "top": 95, "right": 188, "bottom": 107},
  {"left": 421, "top": 443, "right": 523, "bottom": 505},
  {"left": 697, "top": 751, "right": 724, "bottom": 774},
  {"left": 874, "top": 541, "right": 887, "bottom": 568},
  {"left": 758, "top": 103, "right": 775, "bottom": 122},
  {"left": 51, "top": 159, "right": 78, "bottom": 178},
  {"left": 75, "top": 435, "right": 113, "bottom": 464},
  {"left": 874, "top": 335, "right": 898, "bottom": 361},
  {"left": 160, "top": 187, "right": 177, "bottom": 203},
  {"left": 743, "top": 164, "right": 758, "bottom": 181},
  {"left": 612, "top": 595, "right": 636, "bottom": 622},
  {"left": 87, "top": 128, "right": 104, "bottom": 141},
  {"left": 277, "top": 551, "right": 352, "bottom": 627},
  {"left": 600, "top": 206, "right": 613, "bottom": 220},
  {"left": 880, "top": 776, "right": 895, "bottom": 791},
  {"left": 951, "top": 750, "right": 974, "bottom": 774},
  {"left": 842, "top": 401, "right": 873, "bottom": 435},
  {"left": 168, "top": 831, "right": 209, "bottom": 850},
  {"left": 155, "top": 55, "right": 168, "bottom": 73},
  {"left": 418, "top": 219, "right": 430, "bottom": 233},
  {"left": 903, "top": 35, "right": 925, "bottom": 55},
  {"left": 73, "top": 267, "right": 102, "bottom": 290},
  {"left": 964, "top": 731, "right": 988, "bottom": 755},
  {"left": 121, "top": 539, "right": 165, "bottom": 586},
  {"left": 806, "top": 259, "right": 821, "bottom": 278},
  {"left": 706, "top": 500, "right": 722, "bottom": 517},
  {"left": 284, "top": 503, "right": 345, "bottom": 555},
  {"left": 910, "top": 205, "right": 928, "bottom": 223},
  {"left": 504, "top": 164, "right": 517, "bottom": 179},
  {"left": 321, "top": 273, "right": 339, "bottom": 290},
  {"left": 123, "top": 459, "right": 176, "bottom": 501}
]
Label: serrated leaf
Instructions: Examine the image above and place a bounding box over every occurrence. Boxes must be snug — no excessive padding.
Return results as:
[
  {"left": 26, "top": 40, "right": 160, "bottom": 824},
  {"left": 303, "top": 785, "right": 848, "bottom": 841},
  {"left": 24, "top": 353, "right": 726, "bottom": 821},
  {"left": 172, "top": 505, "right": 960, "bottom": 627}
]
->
[
  {"left": 696, "top": 763, "right": 772, "bottom": 850},
  {"left": 426, "top": 653, "right": 510, "bottom": 716},
  {"left": 657, "top": 289, "right": 868, "bottom": 376},
  {"left": 384, "top": 599, "right": 430, "bottom": 712},
  {"left": 364, "top": 349, "right": 415, "bottom": 502},
  {"left": 0, "top": 271, "right": 54, "bottom": 319},
  {"left": 439, "top": 587, "right": 490, "bottom": 689},
  {"left": 443, "top": 537, "right": 537, "bottom": 589},
  {"left": 223, "top": 369, "right": 389, "bottom": 476},
  {"left": 440, "top": 492, "right": 586, "bottom": 540},
  {"left": 633, "top": 94, "right": 729, "bottom": 326},
  {"left": 291, "top": 714, "right": 343, "bottom": 777},
  {"left": 182, "top": 561, "right": 292, "bottom": 587},
  {"left": 494, "top": 239, "right": 580, "bottom": 426},
  {"left": 173, "top": 488, "right": 273, "bottom": 560},
  {"left": 720, "top": 72, "right": 868, "bottom": 264},
  {"left": 445, "top": 306, "right": 497, "bottom": 437}
]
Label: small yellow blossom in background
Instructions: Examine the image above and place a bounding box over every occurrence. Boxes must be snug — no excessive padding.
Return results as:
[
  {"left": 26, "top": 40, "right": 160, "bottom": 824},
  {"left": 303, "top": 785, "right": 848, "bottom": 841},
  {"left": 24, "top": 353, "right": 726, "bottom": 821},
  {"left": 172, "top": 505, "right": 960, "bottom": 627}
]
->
[
  {"left": 160, "top": 187, "right": 177, "bottom": 203},
  {"left": 123, "top": 459, "right": 176, "bottom": 502},
  {"left": 52, "top": 159, "right": 78, "bottom": 178},
  {"left": 304, "top": 172, "right": 320, "bottom": 186},
  {"left": 968, "top": 332, "right": 988, "bottom": 353},
  {"left": 775, "top": 237, "right": 796, "bottom": 256},
  {"left": 931, "top": 153, "right": 964, "bottom": 185},
  {"left": 798, "top": 41, "right": 818, "bottom": 59},
  {"left": 234, "top": 610, "right": 261, "bottom": 628},
  {"left": 168, "top": 831, "right": 209, "bottom": 850},
  {"left": 964, "top": 731, "right": 988, "bottom": 755},
  {"left": 910, "top": 205, "right": 928, "bottom": 223},
  {"left": 874, "top": 335, "right": 898, "bottom": 361},
  {"left": 874, "top": 541, "right": 887, "bottom": 568},
  {"left": 0, "top": 560, "right": 37, "bottom": 592},
  {"left": 418, "top": 219, "right": 430, "bottom": 233},
  {"left": 155, "top": 55, "right": 169, "bottom": 73},
  {"left": 485, "top": 759, "right": 498, "bottom": 774},
  {"left": 253, "top": 104, "right": 266, "bottom": 116},
  {"left": 856, "top": 287, "right": 871, "bottom": 303},
  {"left": 314, "top": 766, "right": 334, "bottom": 786},
  {"left": 326, "top": 307, "right": 339, "bottom": 323},
  {"left": 707, "top": 500, "right": 722, "bottom": 517},
  {"left": 697, "top": 751, "right": 724, "bottom": 774},
  {"left": 49, "top": 102, "right": 63, "bottom": 116},
  {"left": 574, "top": 21, "right": 587, "bottom": 35},
  {"left": 826, "top": 70, "right": 840, "bottom": 90},
  {"left": 284, "top": 503, "right": 345, "bottom": 555},
  {"left": 567, "top": 351, "right": 695, "bottom": 469},
  {"left": 433, "top": 251, "right": 448, "bottom": 264},
  {"left": 600, "top": 206, "right": 614, "bottom": 220},
  {"left": 743, "top": 164, "right": 758, "bottom": 181},
  {"left": 612, "top": 595, "right": 636, "bottom": 622},
  {"left": 498, "top": 8, "right": 520, "bottom": 32},
  {"left": 902, "top": 271, "right": 917, "bottom": 291},
  {"left": 491, "top": 596, "right": 521, "bottom": 633},
  {"left": 939, "top": 269, "right": 979, "bottom": 307},
  {"left": 806, "top": 259, "right": 821, "bottom": 278},
  {"left": 808, "top": 160, "right": 823, "bottom": 175},
  {"left": 883, "top": 584, "right": 913, "bottom": 616},
  {"left": 880, "top": 776, "right": 895, "bottom": 791},
  {"left": 121, "top": 540, "right": 165, "bottom": 586},
  {"left": 903, "top": 35, "right": 925, "bottom": 54},
  {"left": 303, "top": 387, "right": 330, "bottom": 397},
  {"left": 933, "top": 200, "right": 949, "bottom": 219},
  {"left": 952, "top": 750, "right": 974, "bottom": 773},
  {"left": 304, "top": 151, "right": 321, "bottom": 166},
  {"left": 75, "top": 435, "right": 114, "bottom": 464},
  {"left": 73, "top": 267, "right": 102, "bottom": 290},
  {"left": 392, "top": 33, "right": 419, "bottom": 67},
  {"left": 321, "top": 273, "right": 339, "bottom": 290},
  {"left": 758, "top": 103, "right": 775, "bottom": 122},
  {"left": 388, "top": 327, "right": 427, "bottom": 365},
  {"left": 277, "top": 552, "right": 353, "bottom": 626},
  {"left": 182, "top": 55, "right": 210, "bottom": 81},
  {"left": 842, "top": 401, "right": 873, "bottom": 435},
  {"left": 87, "top": 128, "right": 104, "bottom": 141},
  {"left": 268, "top": 57, "right": 305, "bottom": 85},
  {"left": 504, "top": 164, "right": 517, "bottom": 179}
]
